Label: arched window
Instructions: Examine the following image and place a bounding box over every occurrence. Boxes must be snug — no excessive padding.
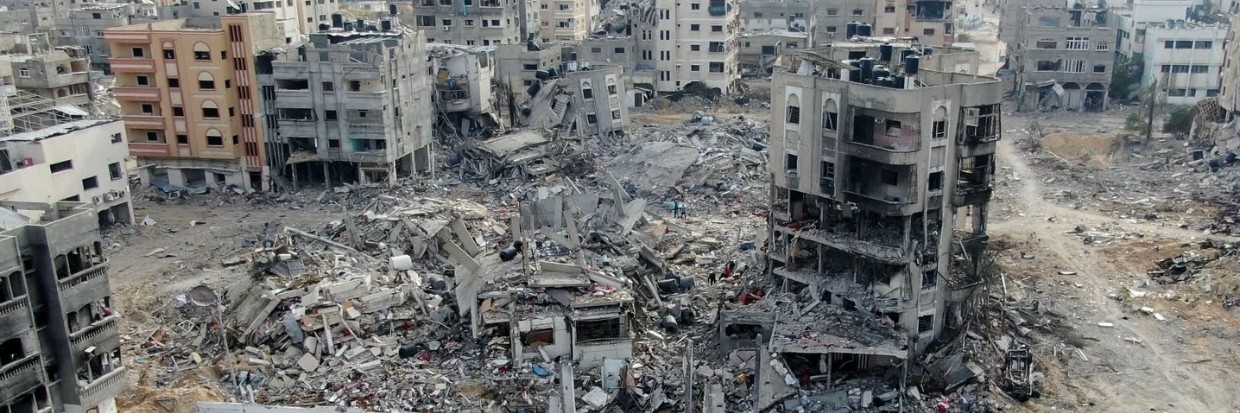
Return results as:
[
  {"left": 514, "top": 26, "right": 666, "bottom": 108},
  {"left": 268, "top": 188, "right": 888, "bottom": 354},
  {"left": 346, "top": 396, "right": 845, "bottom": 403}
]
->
[
  {"left": 785, "top": 93, "right": 800, "bottom": 125},
  {"left": 932, "top": 107, "right": 948, "bottom": 140},
  {"left": 205, "top": 128, "right": 224, "bottom": 146},
  {"left": 581, "top": 81, "right": 594, "bottom": 100},
  {"left": 197, "top": 72, "right": 215, "bottom": 90},
  {"left": 193, "top": 42, "right": 211, "bottom": 60},
  {"left": 201, "top": 100, "right": 219, "bottom": 118},
  {"left": 822, "top": 99, "right": 838, "bottom": 131}
]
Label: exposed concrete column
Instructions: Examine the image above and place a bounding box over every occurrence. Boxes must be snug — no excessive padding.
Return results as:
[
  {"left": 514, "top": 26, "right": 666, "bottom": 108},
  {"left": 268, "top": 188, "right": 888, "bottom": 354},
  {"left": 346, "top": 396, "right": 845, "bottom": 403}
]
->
[
  {"left": 388, "top": 161, "right": 397, "bottom": 187},
  {"left": 322, "top": 162, "right": 331, "bottom": 189}
]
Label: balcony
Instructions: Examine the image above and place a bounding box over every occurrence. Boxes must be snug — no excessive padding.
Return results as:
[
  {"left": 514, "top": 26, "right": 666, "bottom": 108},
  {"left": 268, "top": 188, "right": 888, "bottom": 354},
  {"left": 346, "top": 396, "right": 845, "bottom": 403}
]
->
[
  {"left": 58, "top": 261, "right": 108, "bottom": 295},
  {"left": 109, "top": 58, "right": 156, "bottom": 73},
  {"left": 0, "top": 298, "right": 32, "bottom": 333},
  {"left": 277, "top": 119, "right": 318, "bottom": 137},
  {"left": 342, "top": 150, "right": 391, "bottom": 164},
  {"left": 779, "top": 172, "right": 801, "bottom": 192},
  {"left": 274, "top": 89, "right": 311, "bottom": 101},
  {"left": 79, "top": 366, "right": 127, "bottom": 409},
  {"left": 777, "top": 226, "right": 909, "bottom": 264},
  {"left": 114, "top": 86, "right": 161, "bottom": 100},
  {"left": 437, "top": 88, "right": 470, "bottom": 112},
  {"left": 129, "top": 142, "right": 171, "bottom": 157},
  {"left": 841, "top": 141, "right": 922, "bottom": 165},
  {"left": 121, "top": 114, "right": 166, "bottom": 129},
  {"left": 0, "top": 355, "right": 41, "bottom": 399},
  {"left": 344, "top": 91, "right": 385, "bottom": 110},
  {"left": 951, "top": 183, "right": 993, "bottom": 206},
  {"left": 70, "top": 316, "right": 121, "bottom": 355},
  {"left": 347, "top": 122, "right": 387, "bottom": 139},
  {"left": 843, "top": 188, "right": 919, "bottom": 215}
]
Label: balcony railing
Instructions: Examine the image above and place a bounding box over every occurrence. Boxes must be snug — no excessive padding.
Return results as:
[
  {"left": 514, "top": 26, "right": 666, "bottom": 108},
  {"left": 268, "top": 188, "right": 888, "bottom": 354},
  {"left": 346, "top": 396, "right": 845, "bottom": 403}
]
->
[
  {"left": 58, "top": 261, "right": 109, "bottom": 293},
  {"left": 80, "top": 366, "right": 127, "bottom": 407},
  {"left": 70, "top": 316, "right": 119, "bottom": 350},
  {"left": 0, "top": 298, "right": 28, "bottom": 318},
  {"left": 0, "top": 355, "right": 40, "bottom": 390}
]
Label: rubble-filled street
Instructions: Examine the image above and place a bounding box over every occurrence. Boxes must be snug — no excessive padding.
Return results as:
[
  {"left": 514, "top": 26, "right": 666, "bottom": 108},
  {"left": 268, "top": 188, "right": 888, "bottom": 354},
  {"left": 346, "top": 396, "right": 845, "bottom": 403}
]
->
[
  {"left": 97, "top": 6, "right": 1240, "bottom": 413},
  {"left": 102, "top": 99, "right": 1240, "bottom": 413}
]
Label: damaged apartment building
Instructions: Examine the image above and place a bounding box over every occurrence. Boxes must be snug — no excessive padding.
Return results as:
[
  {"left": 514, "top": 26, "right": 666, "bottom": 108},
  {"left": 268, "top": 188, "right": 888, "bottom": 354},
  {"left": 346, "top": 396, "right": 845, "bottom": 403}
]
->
[
  {"left": 1002, "top": 0, "right": 1116, "bottom": 111},
  {"left": 522, "top": 61, "right": 630, "bottom": 138},
  {"left": 0, "top": 201, "right": 127, "bottom": 413},
  {"left": 745, "top": 43, "right": 999, "bottom": 392},
  {"left": 258, "top": 24, "right": 435, "bottom": 188},
  {"left": 427, "top": 44, "right": 499, "bottom": 137},
  {"left": 454, "top": 195, "right": 637, "bottom": 377}
]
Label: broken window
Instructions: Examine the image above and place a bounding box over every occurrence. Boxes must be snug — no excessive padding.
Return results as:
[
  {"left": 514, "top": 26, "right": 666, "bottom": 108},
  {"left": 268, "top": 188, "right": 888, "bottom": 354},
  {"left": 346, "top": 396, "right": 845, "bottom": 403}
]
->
[
  {"left": 1035, "top": 38, "right": 1056, "bottom": 49},
  {"left": 923, "top": 269, "right": 938, "bottom": 288},
  {"left": 932, "top": 120, "right": 946, "bottom": 139},
  {"left": 586, "top": 113, "right": 597, "bottom": 124},
  {"left": 880, "top": 169, "right": 897, "bottom": 185},
  {"left": 820, "top": 161, "right": 835, "bottom": 194},
  {"left": 576, "top": 318, "right": 624, "bottom": 341},
  {"left": 1035, "top": 60, "right": 1059, "bottom": 71},
  {"left": 785, "top": 153, "right": 798, "bottom": 173},
  {"left": 786, "top": 105, "right": 800, "bottom": 124},
  {"left": 709, "top": 62, "right": 725, "bottom": 72},
  {"left": 581, "top": 81, "right": 594, "bottom": 99},
  {"left": 1093, "top": 64, "right": 1106, "bottom": 73},
  {"left": 928, "top": 171, "right": 942, "bottom": 191},
  {"left": 822, "top": 100, "right": 838, "bottom": 131},
  {"left": 612, "top": 109, "right": 622, "bottom": 120},
  {"left": 522, "top": 328, "right": 556, "bottom": 347},
  {"left": 918, "top": 314, "right": 934, "bottom": 333},
  {"left": 0, "top": 337, "right": 23, "bottom": 366}
]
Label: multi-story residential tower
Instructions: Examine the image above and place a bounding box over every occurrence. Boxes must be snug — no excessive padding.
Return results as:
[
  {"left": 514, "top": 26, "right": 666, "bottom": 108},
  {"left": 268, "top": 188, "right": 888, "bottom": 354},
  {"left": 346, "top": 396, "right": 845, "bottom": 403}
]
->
[
  {"left": 1115, "top": 2, "right": 1227, "bottom": 105},
  {"left": 764, "top": 44, "right": 999, "bottom": 367},
  {"left": 638, "top": 0, "right": 741, "bottom": 93},
  {"left": 257, "top": 28, "right": 435, "bottom": 187},
  {"left": 539, "top": 0, "right": 594, "bottom": 42},
  {"left": 1006, "top": 0, "right": 1116, "bottom": 111},
  {"left": 0, "top": 200, "right": 127, "bottom": 413},
  {"left": 409, "top": 0, "right": 524, "bottom": 46},
  {"left": 104, "top": 14, "right": 284, "bottom": 191}
]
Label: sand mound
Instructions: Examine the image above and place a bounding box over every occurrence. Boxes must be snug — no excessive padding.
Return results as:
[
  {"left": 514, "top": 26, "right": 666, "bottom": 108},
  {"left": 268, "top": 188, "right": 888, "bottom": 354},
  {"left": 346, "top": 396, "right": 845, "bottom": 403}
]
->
[{"left": 1041, "top": 132, "right": 1126, "bottom": 167}]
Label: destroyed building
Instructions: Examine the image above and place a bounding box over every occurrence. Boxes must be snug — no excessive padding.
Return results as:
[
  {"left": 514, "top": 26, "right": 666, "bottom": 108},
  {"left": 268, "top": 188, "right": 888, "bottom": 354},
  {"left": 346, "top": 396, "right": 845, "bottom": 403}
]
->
[
  {"left": 0, "top": 46, "right": 93, "bottom": 110},
  {"left": 522, "top": 62, "right": 631, "bottom": 138},
  {"left": 758, "top": 44, "right": 1000, "bottom": 390},
  {"left": 738, "top": 30, "right": 809, "bottom": 77},
  {"left": 1115, "top": 13, "right": 1227, "bottom": 105},
  {"left": 0, "top": 201, "right": 126, "bottom": 413},
  {"left": 427, "top": 44, "right": 499, "bottom": 136},
  {"left": 1004, "top": 0, "right": 1116, "bottom": 111},
  {"left": 495, "top": 42, "right": 566, "bottom": 109},
  {"left": 258, "top": 27, "right": 435, "bottom": 188}
]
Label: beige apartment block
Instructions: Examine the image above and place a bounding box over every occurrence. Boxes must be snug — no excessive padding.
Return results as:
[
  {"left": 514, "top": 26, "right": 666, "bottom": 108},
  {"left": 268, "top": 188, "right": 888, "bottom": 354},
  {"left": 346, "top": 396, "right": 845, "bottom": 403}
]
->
[
  {"left": 641, "top": 0, "right": 741, "bottom": 93},
  {"left": 539, "top": 0, "right": 593, "bottom": 42},
  {"left": 104, "top": 14, "right": 285, "bottom": 191},
  {"left": 873, "top": 0, "right": 954, "bottom": 46}
]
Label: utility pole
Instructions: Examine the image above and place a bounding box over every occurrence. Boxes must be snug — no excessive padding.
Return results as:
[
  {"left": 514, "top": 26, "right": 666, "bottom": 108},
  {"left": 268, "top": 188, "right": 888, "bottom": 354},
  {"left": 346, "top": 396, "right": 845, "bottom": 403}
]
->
[{"left": 1145, "top": 76, "right": 1157, "bottom": 142}]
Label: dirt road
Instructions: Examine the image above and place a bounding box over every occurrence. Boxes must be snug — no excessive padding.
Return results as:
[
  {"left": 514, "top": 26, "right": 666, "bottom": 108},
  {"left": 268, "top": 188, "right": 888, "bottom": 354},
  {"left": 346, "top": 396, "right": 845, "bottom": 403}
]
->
[{"left": 991, "top": 136, "right": 1240, "bottom": 412}]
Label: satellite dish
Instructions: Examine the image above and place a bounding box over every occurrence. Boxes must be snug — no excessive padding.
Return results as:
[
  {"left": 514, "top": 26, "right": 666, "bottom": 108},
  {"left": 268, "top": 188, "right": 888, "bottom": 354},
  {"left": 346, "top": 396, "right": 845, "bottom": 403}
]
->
[{"left": 188, "top": 285, "right": 219, "bottom": 307}]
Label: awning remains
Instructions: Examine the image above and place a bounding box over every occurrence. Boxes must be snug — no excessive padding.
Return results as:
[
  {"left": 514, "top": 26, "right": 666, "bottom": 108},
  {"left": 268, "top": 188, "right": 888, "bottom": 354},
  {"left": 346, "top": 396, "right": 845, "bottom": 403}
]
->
[{"left": 52, "top": 105, "right": 89, "bottom": 117}]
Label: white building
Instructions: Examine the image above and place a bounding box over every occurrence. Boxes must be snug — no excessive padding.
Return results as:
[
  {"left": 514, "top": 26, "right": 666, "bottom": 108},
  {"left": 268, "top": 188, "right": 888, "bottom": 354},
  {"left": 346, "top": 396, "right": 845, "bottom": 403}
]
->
[
  {"left": 641, "top": 0, "right": 741, "bottom": 93},
  {"left": 0, "top": 119, "right": 134, "bottom": 226},
  {"left": 1143, "top": 21, "right": 1227, "bottom": 104}
]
